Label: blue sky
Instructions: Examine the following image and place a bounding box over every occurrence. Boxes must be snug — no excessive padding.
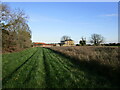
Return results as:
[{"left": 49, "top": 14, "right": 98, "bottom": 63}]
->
[{"left": 5, "top": 2, "right": 118, "bottom": 44}]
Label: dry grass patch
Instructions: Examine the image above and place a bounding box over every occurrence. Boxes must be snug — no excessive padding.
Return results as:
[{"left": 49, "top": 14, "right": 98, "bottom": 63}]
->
[
  {"left": 50, "top": 46, "right": 119, "bottom": 67},
  {"left": 49, "top": 46, "right": 120, "bottom": 87}
]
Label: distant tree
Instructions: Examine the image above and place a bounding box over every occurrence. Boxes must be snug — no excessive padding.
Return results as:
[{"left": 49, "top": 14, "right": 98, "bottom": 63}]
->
[
  {"left": 76, "top": 44, "right": 80, "bottom": 46},
  {"left": 90, "top": 34, "right": 104, "bottom": 46},
  {"left": 79, "top": 37, "right": 86, "bottom": 46},
  {"left": 61, "top": 35, "right": 71, "bottom": 41}
]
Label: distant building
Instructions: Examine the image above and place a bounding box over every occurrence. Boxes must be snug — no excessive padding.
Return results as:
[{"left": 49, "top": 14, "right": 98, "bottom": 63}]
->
[
  {"left": 55, "top": 44, "right": 60, "bottom": 46},
  {"left": 33, "top": 42, "right": 44, "bottom": 47},
  {"left": 42, "top": 44, "right": 55, "bottom": 47},
  {"left": 33, "top": 42, "right": 60, "bottom": 47},
  {"left": 60, "top": 39, "right": 74, "bottom": 46}
]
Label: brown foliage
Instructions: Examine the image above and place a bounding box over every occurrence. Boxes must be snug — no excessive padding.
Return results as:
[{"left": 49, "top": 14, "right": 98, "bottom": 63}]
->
[
  {"left": 50, "top": 46, "right": 119, "bottom": 67},
  {"left": 49, "top": 46, "right": 120, "bottom": 86}
]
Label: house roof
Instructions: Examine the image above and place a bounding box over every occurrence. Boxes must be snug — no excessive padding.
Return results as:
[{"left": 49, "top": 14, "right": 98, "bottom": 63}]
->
[
  {"left": 33, "top": 42, "right": 56, "bottom": 45},
  {"left": 44, "top": 44, "right": 55, "bottom": 45},
  {"left": 34, "top": 42, "right": 46, "bottom": 45}
]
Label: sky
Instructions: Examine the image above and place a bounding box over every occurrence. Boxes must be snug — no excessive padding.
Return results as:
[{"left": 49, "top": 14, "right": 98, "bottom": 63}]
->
[
  {"left": 4, "top": 2, "right": 118, "bottom": 44},
  {"left": 2, "top": 0, "right": 119, "bottom": 2}
]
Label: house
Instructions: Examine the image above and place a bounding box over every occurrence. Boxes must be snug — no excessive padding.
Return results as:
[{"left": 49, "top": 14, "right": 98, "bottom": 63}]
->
[{"left": 60, "top": 39, "right": 74, "bottom": 46}]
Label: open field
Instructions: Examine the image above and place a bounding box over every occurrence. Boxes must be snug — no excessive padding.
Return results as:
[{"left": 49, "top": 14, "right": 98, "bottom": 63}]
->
[{"left": 2, "top": 47, "right": 120, "bottom": 88}]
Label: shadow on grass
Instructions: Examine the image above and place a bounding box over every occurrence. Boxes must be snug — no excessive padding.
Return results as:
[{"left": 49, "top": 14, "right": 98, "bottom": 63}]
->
[{"left": 47, "top": 48, "right": 120, "bottom": 87}]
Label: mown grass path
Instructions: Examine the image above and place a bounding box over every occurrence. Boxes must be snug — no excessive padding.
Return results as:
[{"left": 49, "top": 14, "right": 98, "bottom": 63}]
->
[{"left": 2, "top": 47, "right": 116, "bottom": 88}]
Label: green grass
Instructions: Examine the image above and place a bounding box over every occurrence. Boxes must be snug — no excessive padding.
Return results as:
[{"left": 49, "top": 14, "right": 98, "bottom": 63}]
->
[{"left": 2, "top": 47, "right": 119, "bottom": 88}]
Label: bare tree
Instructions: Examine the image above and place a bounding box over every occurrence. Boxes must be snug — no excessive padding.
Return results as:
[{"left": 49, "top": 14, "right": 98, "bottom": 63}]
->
[
  {"left": 61, "top": 35, "right": 71, "bottom": 41},
  {"left": 90, "top": 34, "right": 104, "bottom": 46}
]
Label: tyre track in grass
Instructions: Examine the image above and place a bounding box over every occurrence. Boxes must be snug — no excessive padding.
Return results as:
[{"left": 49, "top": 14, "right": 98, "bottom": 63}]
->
[
  {"left": 42, "top": 48, "right": 77, "bottom": 88},
  {"left": 3, "top": 48, "right": 38, "bottom": 86},
  {"left": 43, "top": 48, "right": 51, "bottom": 88},
  {"left": 3, "top": 49, "right": 39, "bottom": 88},
  {"left": 44, "top": 48, "right": 79, "bottom": 88},
  {"left": 3, "top": 48, "right": 36, "bottom": 67},
  {"left": 47, "top": 49, "right": 86, "bottom": 77},
  {"left": 45, "top": 49, "right": 92, "bottom": 88},
  {"left": 45, "top": 48, "right": 66, "bottom": 88},
  {"left": 3, "top": 47, "right": 113, "bottom": 88},
  {"left": 43, "top": 48, "right": 66, "bottom": 88},
  {"left": 43, "top": 48, "right": 112, "bottom": 88},
  {"left": 22, "top": 52, "right": 39, "bottom": 84},
  {"left": 14, "top": 48, "right": 40, "bottom": 88},
  {"left": 3, "top": 48, "right": 37, "bottom": 79},
  {"left": 48, "top": 50, "right": 74, "bottom": 72},
  {"left": 23, "top": 48, "right": 46, "bottom": 88}
]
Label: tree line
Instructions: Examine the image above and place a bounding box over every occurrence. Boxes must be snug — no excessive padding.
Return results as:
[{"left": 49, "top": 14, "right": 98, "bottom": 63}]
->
[
  {"left": 0, "top": 3, "right": 32, "bottom": 52},
  {"left": 61, "top": 33, "right": 104, "bottom": 46}
]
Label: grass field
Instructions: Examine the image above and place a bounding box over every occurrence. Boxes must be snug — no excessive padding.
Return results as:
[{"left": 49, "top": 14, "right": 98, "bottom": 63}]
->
[{"left": 2, "top": 47, "right": 120, "bottom": 88}]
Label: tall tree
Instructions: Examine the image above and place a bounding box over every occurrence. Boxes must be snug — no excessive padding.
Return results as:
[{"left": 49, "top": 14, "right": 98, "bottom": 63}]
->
[
  {"left": 90, "top": 34, "right": 104, "bottom": 46},
  {"left": 79, "top": 37, "right": 86, "bottom": 46},
  {"left": 1, "top": 3, "right": 32, "bottom": 52}
]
